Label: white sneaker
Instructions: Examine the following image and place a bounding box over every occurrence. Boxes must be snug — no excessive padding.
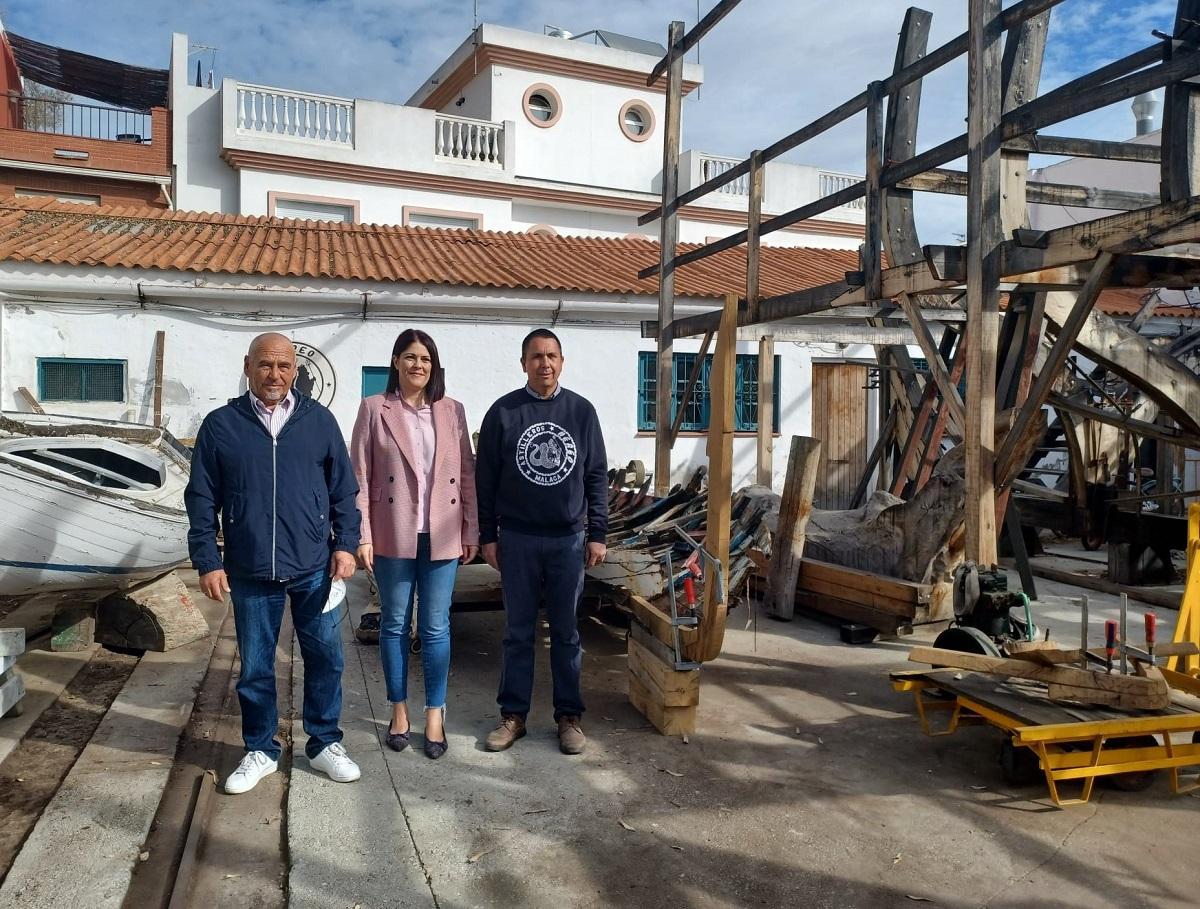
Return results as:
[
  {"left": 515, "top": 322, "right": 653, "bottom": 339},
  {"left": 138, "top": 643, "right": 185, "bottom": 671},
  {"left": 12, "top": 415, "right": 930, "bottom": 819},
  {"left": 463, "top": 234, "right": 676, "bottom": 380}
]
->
[
  {"left": 224, "top": 750, "right": 278, "bottom": 794},
  {"left": 309, "top": 742, "right": 361, "bottom": 782}
]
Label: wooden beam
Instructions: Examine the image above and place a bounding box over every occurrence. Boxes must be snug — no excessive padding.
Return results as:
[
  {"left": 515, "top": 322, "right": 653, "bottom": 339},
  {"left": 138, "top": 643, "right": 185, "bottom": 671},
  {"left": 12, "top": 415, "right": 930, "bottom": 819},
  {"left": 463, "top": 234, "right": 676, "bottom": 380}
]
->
[
  {"left": 688, "top": 293, "right": 737, "bottom": 661},
  {"left": 152, "top": 329, "right": 166, "bottom": 429},
  {"left": 746, "top": 150, "right": 763, "bottom": 322},
  {"left": 1047, "top": 394, "right": 1200, "bottom": 447},
  {"left": 1041, "top": 294, "right": 1200, "bottom": 437},
  {"left": 646, "top": 0, "right": 743, "bottom": 86},
  {"left": 756, "top": 334, "right": 774, "bottom": 487},
  {"left": 896, "top": 292, "right": 967, "bottom": 428},
  {"left": 996, "top": 253, "right": 1117, "bottom": 487},
  {"left": 965, "top": 0, "right": 1005, "bottom": 567},
  {"left": 1160, "top": 2, "right": 1200, "bottom": 202},
  {"left": 766, "top": 435, "right": 822, "bottom": 620},
  {"left": 669, "top": 328, "right": 713, "bottom": 447},
  {"left": 654, "top": 19, "right": 685, "bottom": 497},
  {"left": 907, "top": 646, "right": 1171, "bottom": 710},
  {"left": 883, "top": 6, "right": 933, "bottom": 268},
  {"left": 734, "top": 325, "right": 917, "bottom": 345},
  {"left": 1003, "top": 134, "right": 1161, "bottom": 162},
  {"left": 929, "top": 249, "right": 1200, "bottom": 289},
  {"left": 900, "top": 168, "right": 1159, "bottom": 210},
  {"left": 999, "top": 8, "right": 1048, "bottom": 234},
  {"left": 916, "top": 330, "right": 969, "bottom": 490},
  {"left": 863, "top": 81, "right": 884, "bottom": 301}
]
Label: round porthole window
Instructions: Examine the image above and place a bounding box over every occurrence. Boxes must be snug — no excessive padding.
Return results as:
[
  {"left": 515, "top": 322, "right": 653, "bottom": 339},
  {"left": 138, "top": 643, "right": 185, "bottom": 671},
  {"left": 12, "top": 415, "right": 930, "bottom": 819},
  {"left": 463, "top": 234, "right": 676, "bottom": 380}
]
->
[
  {"left": 523, "top": 84, "right": 562, "bottom": 128},
  {"left": 619, "top": 101, "right": 655, "bottom": 142}
]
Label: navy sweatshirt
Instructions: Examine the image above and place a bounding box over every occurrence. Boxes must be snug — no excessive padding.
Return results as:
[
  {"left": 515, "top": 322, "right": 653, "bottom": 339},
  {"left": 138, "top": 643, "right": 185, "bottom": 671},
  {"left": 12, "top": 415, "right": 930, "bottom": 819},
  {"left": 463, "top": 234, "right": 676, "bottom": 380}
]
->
[
  {"left": 185, "top": 392, "right": 360, "bottom": 580},
  {"left": 476, "top": 387, "right": 608, "bottom": 544}
]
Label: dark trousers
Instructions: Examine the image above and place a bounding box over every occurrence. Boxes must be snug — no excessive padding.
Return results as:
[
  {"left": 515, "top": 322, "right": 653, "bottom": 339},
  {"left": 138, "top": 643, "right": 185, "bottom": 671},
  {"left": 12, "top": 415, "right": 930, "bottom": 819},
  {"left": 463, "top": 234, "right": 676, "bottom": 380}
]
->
[
  {"left": 496, "top": 528, "right": 586, "bottom": 720},
  {"left": 229, "top": 567, "right": 343, "bottom": 760}
]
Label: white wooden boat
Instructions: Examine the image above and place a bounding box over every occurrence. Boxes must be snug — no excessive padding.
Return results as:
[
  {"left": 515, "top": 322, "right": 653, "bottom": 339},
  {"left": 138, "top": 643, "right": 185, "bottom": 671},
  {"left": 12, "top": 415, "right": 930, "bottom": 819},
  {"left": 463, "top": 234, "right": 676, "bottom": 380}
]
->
[{"left": 0, "top": 412, "right": 191, "bottom": 599}]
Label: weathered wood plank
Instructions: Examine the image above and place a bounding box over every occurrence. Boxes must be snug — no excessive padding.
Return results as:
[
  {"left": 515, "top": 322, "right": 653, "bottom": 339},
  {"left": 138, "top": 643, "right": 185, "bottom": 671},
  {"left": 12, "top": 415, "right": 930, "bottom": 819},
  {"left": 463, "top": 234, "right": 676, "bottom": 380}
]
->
[
  {"left": 965, "top": 0, "right": 1004, "bottom": 566},
  {"left": 654, "top": 19, "right": 685, "bottom": 497},
  {"left": 766, "top": 436, "right": 822, "bottom": 620},
  {"left": 626, "top": 594, "right": 698, "bottom": 650},
  {"left": 756, "top": 334, "right": 774, "bottom": 487}
]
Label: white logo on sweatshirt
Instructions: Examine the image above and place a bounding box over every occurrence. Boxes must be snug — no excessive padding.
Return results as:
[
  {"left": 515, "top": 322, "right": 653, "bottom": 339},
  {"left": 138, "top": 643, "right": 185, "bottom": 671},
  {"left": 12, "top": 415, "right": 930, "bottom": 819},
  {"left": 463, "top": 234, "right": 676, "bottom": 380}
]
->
[{"left": 515, "top": 421, "right": 577, "bottom": 486}]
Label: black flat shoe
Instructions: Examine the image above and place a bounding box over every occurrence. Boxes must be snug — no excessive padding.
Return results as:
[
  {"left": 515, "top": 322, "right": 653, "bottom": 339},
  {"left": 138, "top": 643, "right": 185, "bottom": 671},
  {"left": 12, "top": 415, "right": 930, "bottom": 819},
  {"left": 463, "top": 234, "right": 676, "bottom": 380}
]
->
[
  {"left": 385, "top": 727, "right": 410, "bottom": 752},
  {"left": 423, "top": 736, "right": 447, "bottom": 760}
]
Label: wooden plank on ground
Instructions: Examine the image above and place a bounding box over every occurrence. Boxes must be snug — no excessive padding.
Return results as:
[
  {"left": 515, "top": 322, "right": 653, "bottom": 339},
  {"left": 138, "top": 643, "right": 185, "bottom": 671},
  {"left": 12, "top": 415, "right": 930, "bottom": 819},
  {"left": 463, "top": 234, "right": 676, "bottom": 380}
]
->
[
  {"left": 1027, "top": 562, "right": 1183, "bottom": 610},
  {"left": 16, "top": 387, "right": 44, "bottom": 414},
  {"left": 799, "top": 558, "right": 927, "bottom": 604},
  {"left": 766, "top": 436, "right": 822, "bottom": 620}
]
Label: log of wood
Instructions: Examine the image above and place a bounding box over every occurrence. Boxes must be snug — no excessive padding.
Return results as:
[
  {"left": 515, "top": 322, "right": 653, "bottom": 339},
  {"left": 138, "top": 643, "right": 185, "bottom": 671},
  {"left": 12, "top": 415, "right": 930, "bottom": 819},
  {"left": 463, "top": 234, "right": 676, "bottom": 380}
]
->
[
  {"left": 95, "top": 571, "right": 210, "bottom": 652},
  {"left": 907, "top": 645, "right": 1170, "bottom": 710},
  {"left": 767, "top": 436, "right": 822, "bottom": 620},
  {"left": 1027, "top": 562, "right": 1183, "bottom": 610}
]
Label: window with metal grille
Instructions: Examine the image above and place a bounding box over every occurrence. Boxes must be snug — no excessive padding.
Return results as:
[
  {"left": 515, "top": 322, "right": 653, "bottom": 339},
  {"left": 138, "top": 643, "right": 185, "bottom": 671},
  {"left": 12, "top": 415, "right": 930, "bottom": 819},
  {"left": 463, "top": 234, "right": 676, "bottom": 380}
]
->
[
  {"left": 637, "top": 352, "right": 780, "bottom": 432},
  {"left": 37, "top": 358, "right": 125, "bottom": 402}
]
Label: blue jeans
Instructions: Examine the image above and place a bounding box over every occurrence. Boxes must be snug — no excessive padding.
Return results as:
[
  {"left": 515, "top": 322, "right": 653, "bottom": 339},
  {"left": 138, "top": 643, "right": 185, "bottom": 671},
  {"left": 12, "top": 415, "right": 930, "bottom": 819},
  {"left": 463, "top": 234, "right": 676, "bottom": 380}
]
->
[
  {"left": 229, "top": 567, "right": 343, "bottom": 761},
  {"left": 373, "top": 534, "right": 458, "bottom": 709},
  {"left": 496, "top": 528, "right": 586, "bottom": 720}
]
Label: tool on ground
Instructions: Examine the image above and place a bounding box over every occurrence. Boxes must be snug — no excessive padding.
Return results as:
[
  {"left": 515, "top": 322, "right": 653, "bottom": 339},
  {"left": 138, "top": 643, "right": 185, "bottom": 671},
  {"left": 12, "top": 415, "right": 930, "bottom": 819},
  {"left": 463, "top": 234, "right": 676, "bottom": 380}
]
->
[
  {"left": 1105, "top": 619, "right": 1117, "bottom": 674},
  {"left": 1120, "top": 593, "right": 1129, "bottom": 675},
  {"left": 1145, "top": 611, "right": 1157, "bottom": 663}
]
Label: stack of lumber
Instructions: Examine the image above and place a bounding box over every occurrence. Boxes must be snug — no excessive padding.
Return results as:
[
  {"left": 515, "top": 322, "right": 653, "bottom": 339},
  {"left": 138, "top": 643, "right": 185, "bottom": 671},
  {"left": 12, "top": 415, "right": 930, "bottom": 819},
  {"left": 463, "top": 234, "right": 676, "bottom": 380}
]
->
[
  {"left": 755, "top": 555, "right": 947, "bottom": 635},
  {"left": 626, "top": 606, "right": 699, "bottom": 735}
]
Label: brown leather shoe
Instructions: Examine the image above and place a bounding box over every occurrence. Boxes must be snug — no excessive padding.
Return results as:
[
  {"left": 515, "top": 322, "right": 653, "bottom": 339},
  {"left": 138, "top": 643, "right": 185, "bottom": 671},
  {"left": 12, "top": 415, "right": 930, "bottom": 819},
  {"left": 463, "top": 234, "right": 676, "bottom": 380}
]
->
[
  {"left": 485, "top": 713, "right": 526, "bottom": 751},
  {"left": 557, "top": 715, "right": 586, "bottom": 755}
]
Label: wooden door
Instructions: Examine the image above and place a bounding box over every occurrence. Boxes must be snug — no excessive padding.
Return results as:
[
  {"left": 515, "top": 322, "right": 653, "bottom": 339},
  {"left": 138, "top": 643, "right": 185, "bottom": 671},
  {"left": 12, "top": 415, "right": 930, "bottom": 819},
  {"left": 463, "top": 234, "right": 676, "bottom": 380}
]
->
[{"left": 811, "top": 363, "right": 869, "bottom": 510}]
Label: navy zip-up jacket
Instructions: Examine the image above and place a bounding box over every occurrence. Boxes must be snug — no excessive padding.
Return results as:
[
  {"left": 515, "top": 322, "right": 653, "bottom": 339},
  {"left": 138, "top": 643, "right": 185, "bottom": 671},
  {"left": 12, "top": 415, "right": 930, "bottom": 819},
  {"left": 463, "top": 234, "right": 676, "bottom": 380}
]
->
[{"left": 185, "top": 392, "right": 360, "bottom": 580}]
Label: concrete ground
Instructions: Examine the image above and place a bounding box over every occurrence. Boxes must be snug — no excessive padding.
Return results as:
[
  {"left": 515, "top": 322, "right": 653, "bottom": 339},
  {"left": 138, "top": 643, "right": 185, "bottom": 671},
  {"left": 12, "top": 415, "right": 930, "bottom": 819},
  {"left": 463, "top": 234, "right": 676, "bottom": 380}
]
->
[{"left": 277, "top": 570, "right": 1199, "bottom": 909}]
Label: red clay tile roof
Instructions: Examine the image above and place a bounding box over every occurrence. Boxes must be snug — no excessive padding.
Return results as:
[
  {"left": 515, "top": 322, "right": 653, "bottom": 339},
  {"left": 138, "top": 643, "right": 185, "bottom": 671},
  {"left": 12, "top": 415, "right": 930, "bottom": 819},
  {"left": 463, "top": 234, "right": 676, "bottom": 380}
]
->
[
  {"left": 0, "top": 198, "right": 855, "bottom": 300},
  {"left": 0, "top": 199, "right": 1194, "bottom": 320},
  {"left": 1095, "top": 287, "right": 1199, "bottom": 319}
]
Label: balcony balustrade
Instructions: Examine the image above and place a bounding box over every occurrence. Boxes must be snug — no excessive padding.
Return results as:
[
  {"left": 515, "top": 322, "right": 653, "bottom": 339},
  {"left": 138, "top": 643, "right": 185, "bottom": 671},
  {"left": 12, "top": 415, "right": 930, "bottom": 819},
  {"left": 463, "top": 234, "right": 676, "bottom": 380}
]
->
[{"left": 235, "top": 83, "right": 354, "bottom": 145}]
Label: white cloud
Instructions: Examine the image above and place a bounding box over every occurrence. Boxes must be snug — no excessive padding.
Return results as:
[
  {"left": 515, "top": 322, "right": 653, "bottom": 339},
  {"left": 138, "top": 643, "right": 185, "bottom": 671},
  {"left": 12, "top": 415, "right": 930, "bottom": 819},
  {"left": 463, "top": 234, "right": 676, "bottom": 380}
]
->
[{"left": 0, "top": 0, "right": 1181, "bottom": 243}]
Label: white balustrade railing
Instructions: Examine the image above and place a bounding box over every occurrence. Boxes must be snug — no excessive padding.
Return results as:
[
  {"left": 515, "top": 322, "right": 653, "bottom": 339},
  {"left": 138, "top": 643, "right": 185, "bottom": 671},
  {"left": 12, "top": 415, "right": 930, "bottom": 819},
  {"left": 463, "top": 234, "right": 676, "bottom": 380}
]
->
[
  {"left": 818, "top": 171, "right": 865, "bottom": 210},
  {"left": 434, "top": 114, "right": 504, "bottom": 166},
  {"left": 699, "top": 154, "right": 749, "bottom": 195},
  {"left": 235, "top": 83, "right": 354, "bottom": 145}
]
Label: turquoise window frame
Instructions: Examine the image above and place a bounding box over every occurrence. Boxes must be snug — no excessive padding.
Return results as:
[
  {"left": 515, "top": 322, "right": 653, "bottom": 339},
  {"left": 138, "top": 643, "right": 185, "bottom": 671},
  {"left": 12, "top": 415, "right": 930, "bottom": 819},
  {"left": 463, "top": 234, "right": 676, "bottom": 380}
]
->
[
  {"left": 37, "top": 357, "right": 126, "bottom": 402},
  {"left": 637, "top": 352, "right": 780, "bottom": 432},
  {"left": 361, "top": 366, "right": 390, "bottom": 397}
]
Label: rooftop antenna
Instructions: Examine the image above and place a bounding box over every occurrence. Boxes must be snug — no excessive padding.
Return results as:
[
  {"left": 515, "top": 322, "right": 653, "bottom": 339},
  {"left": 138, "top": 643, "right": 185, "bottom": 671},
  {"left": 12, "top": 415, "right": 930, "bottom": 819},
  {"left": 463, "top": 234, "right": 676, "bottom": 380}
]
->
[{"left": 473, "top": 0, "right": 479, "bottom": 76}]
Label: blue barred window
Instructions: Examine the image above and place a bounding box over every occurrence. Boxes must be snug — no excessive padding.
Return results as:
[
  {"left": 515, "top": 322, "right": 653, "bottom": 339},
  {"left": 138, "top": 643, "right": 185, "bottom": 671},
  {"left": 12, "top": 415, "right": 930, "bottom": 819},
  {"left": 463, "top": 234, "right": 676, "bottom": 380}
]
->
[{"left": 637, "top": 352, "right": 780, "bottom": 432}]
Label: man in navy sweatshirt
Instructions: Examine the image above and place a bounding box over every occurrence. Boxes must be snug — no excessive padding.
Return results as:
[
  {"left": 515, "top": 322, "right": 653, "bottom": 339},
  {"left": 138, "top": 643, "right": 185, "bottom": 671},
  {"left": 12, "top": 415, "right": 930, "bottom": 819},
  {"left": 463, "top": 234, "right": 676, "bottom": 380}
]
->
[
  {"left": 186, "top": 332, "right": 362, "bottom": 794},
  {"left": 477, "top": 328, "right": 608, "bottom": 755}
]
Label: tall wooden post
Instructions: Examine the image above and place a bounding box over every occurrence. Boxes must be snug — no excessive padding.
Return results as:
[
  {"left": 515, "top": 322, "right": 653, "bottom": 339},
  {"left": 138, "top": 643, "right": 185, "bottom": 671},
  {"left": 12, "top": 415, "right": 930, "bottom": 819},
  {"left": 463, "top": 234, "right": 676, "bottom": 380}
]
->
[
  {"left": 654, "top": 20, "right": 685, "bottom": 496},
  {"left": 756, "top": 334, "right": 774, "bottom": 486},
  {"left": 863, "top": 81, "right": 884, "bottom": 302},
  {"left": 152, "top": 330, "right": 166, "bottom": 429},
  {"left": 965, "top": 0, "right": 1004, "bottom": 566},
  {"left": 688, "top": 293, "right": 737, "bottom": 663}
]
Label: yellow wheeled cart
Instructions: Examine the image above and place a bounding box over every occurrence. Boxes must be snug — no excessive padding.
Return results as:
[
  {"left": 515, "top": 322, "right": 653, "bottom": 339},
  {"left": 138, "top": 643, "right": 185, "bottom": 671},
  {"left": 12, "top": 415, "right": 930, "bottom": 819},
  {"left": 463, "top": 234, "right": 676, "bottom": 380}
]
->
[{"left": 891, "top": 668, "right": 1200, "bottom": 807}]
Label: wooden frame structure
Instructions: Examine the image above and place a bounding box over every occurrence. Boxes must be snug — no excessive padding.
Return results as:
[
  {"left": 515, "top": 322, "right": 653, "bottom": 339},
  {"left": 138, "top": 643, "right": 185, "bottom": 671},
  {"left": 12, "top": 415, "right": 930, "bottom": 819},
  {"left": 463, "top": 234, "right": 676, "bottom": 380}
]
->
[{"left": 638, "top": 0, "right": 1200, "bottom": 660}]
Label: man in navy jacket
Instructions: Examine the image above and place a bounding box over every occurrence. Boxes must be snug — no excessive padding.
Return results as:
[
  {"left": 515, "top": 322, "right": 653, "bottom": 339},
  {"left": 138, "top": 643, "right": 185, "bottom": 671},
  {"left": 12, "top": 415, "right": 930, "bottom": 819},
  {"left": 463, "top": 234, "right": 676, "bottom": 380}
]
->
[
  {"left": 477, "top": 328, "right": 608, "bottom": 756},
  {"left": 186, "top": 333, "right": 361, "bottom": 794}
]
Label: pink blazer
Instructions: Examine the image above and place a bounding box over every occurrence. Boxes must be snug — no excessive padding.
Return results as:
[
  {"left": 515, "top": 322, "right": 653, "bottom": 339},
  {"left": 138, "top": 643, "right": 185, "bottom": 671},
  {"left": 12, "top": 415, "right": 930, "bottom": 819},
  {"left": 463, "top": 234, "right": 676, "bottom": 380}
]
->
[{"left": 350, "top": 393, "right": 479, "bottom": 561}]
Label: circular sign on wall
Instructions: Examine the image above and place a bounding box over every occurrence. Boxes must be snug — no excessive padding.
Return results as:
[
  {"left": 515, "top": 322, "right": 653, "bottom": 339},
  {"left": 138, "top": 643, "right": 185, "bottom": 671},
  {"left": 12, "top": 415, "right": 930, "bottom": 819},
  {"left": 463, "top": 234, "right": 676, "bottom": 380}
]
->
[{"left": 292, "top": 342, "right": 337, "bottom": 406}]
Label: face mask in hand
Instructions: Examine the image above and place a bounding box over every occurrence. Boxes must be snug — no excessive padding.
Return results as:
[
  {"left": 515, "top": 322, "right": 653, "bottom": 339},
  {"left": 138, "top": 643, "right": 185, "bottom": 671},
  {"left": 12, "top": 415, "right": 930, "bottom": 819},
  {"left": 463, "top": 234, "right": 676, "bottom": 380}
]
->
[{"left": 324, "top": 578, "right": 346, "bottom": 614}]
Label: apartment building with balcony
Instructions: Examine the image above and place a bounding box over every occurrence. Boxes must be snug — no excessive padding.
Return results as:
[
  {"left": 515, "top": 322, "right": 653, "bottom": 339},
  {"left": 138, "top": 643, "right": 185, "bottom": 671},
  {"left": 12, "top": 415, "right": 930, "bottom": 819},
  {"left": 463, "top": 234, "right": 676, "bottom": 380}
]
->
[
  {"left": 169, "top": 24, "right": 865, "bottom": 247},
  {"left": 0, "top": 21, "right": 172, "bottom": 207}
]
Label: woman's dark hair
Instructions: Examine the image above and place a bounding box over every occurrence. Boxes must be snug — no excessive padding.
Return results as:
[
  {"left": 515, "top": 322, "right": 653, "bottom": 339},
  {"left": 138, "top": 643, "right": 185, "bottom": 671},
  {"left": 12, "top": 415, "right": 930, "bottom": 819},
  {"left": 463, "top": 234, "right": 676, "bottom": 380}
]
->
[{"left": 385, "top": 329, "right": 445, "bottom": 403}]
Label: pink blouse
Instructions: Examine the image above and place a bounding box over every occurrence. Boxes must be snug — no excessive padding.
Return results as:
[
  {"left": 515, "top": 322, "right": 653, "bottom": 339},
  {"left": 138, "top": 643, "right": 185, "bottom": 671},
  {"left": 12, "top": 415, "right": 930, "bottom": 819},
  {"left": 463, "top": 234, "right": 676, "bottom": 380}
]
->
[{"left": 399, "top": 397, "right": 436, "bottom": 533}]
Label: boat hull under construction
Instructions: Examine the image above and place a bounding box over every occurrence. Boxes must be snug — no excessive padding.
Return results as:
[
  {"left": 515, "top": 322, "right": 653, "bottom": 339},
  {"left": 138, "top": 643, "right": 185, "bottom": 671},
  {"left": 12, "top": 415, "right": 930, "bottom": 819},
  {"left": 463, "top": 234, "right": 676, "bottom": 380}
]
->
[{"left": 0, "top": 413, "right": 191, "bottom": 600}]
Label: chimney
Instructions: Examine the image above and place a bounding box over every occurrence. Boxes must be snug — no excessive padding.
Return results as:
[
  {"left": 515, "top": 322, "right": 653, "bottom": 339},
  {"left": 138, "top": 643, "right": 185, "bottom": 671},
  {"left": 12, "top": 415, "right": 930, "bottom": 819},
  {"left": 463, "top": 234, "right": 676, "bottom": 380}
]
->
[{"left": 1131, "top": 91, "right": 1159, "bottom": 136}]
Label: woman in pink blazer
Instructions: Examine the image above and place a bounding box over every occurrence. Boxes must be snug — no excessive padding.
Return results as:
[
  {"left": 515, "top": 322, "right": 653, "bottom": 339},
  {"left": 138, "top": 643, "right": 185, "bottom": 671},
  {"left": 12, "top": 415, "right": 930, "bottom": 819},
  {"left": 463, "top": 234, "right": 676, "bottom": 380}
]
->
[{"left": 350, "top": 329, "right": 478, "bottom": 759}]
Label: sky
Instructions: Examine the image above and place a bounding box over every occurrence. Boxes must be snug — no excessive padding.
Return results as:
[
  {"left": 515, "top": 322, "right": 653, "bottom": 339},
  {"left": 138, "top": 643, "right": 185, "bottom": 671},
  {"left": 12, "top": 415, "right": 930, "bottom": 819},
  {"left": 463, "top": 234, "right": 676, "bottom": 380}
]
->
[{"left": 0, "top": 0, "right": 1182, "bottom": 242}]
